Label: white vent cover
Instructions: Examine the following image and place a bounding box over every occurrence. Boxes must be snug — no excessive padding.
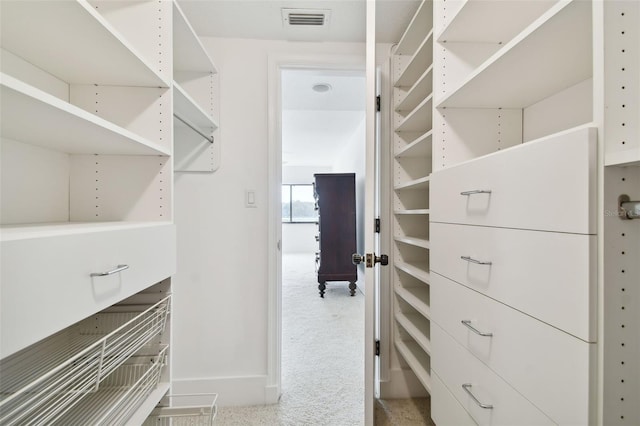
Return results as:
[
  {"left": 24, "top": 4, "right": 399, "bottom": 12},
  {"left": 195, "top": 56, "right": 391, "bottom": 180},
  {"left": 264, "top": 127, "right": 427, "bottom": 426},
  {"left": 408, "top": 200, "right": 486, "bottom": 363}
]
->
[{"left": 282, "top": 8, "right": 331, "bottom": 28}]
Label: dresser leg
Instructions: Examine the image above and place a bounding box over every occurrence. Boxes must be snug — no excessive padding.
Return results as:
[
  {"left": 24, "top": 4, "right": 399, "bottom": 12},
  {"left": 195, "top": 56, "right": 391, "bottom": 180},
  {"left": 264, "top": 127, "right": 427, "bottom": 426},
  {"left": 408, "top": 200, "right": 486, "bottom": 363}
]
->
[
  {"left": 318, "top": 282, "right": 326, "bottom": 298},
  {"left": 349, "top": 282, "right": 356, "bottom": 296}
]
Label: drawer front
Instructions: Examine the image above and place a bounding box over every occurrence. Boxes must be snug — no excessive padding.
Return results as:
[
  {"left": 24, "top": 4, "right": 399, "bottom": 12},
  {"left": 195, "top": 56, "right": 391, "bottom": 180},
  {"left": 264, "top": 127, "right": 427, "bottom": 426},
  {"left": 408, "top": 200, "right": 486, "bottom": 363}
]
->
[
  {"left": 432, "top": 323, "right": 555, "bottom": 426},
  {"left": 431, "top": 222, "right": 596, "bottom": 341},
  {"left": 432, "top": 273, "right": 595, "bottom": 425},
  {"left": 431, "top": 126, "right": 596, "bottom": 234},
  {"left": 432, "top": 371, "right": 478, "bottom": 426},
  {"left": 1, "top": 224, "right": 176, "bottom": 358}
]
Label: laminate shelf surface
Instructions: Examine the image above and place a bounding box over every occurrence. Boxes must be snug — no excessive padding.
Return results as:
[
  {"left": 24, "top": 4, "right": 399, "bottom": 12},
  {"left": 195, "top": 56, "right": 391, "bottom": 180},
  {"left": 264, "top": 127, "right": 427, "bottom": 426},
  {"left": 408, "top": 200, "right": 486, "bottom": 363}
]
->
[
  {"left": 396, "top": 312, "right": 432, "bottom": 356},
  {"left": 173, "top": 82, "right": 217, "bottom": 132},
  {"left": 395, "top": 30, "right": 434, "bottom": 88},
  {"left": 437, "top": 0, "right": 592, "bottom": 109},
  {"left": 0, "top": 0, "right": 169, "bottom": 87},
  {"left": 396, "top": 65, "right": 433, "bottom": 113},
  {"left": 395, "top": 339, "right": 432, "bottom": 393},
  {"left": 0, "top": 74, "right": 170, "bottom": 156},
  {"left": 395, "top": 176, "right": 430, "bottom": 190},
  {"left": 396, "top": 95, "right": 433, "bottom": 133},
  {"left": 395, "top": 236, "right": 430, "bottom": 249},
  {"left": 395, "top": 261, "right": 430, "bottom": 284},
  {"left": 436, "top": 0, "right": 556, "bottom": 43},
  {"left": 396, "top": 0, "right": 433, "bottom": 55},
  {"left": 605, "top": 149, "right": 640, "bottom": 167},
  {"left": 0, "top": 221, "right": 173, "bottom": 242},
  {"left": 173, "top": 1, "right": 217, "bottom": 73},
  {"left": 395, "top": 286, "right": 431, "bottom": 320},
  {"left": 396, "top": 132, "right": 433, "bottom": 158},
  {"left": 395, "top": 209, "right": 430, "bottom": 215}
]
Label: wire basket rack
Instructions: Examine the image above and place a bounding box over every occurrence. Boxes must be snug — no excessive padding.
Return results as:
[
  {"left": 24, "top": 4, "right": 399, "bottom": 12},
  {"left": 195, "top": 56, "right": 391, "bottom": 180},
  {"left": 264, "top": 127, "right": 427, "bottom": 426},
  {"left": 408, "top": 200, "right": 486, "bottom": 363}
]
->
[
  {"left": 0, "top": 296, "right": 171, "bottom": 425},
  {"left": 143, "top": 393, "right": 219, "bottom": 426}
]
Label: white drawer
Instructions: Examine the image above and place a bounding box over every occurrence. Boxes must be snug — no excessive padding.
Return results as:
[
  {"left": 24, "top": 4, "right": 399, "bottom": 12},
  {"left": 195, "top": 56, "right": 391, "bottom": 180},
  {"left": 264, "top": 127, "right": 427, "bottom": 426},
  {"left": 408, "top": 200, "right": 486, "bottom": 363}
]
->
[
  {"left": 432, "top": 370, "right": 478, "bottom": 426},
  {"left": 432, "top": 273, "right": 596, "bottom": 425},
  {"left": 1, "top": 223, "right": 176, "bottom": 358},
  {"left": 431, "top": 126, "right": 596, "bottom": 234},
  {"left": 431, "top": 222, "right": 596, "bottom": 341},
  {"left": 432, "top": 323, "right": 555, "bottom": 426}
]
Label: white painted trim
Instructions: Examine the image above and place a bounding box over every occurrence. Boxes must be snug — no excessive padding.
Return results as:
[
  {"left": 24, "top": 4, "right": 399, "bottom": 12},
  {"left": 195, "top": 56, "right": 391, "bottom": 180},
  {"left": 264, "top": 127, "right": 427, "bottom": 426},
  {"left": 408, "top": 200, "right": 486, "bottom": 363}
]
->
[
  {"left": 172, "top": 376, "right": 273, "bottom": 407},
  {"left": 267, "top": 52, "right": 365, "bottom": 408}
]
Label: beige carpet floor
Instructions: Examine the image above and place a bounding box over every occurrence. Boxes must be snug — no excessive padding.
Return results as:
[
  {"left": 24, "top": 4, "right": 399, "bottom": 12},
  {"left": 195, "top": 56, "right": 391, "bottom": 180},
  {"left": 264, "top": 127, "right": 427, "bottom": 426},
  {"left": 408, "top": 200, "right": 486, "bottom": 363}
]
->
[{"left": 214, "top": 253, "right": 431, "bottom": 425}]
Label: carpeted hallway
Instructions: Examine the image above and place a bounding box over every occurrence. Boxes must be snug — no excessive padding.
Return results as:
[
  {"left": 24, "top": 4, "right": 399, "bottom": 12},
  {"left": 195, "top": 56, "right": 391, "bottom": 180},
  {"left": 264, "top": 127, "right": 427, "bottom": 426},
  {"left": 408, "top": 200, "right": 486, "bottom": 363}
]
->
[{"left": 214, "top": 253, "right": 431, "bottom": 425}]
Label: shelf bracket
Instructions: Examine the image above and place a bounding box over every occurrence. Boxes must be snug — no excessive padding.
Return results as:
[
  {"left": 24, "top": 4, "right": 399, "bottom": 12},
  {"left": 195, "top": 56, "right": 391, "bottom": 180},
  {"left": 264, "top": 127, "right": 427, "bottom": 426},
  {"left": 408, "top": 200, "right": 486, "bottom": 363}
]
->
[
  {"left": 174, "top": 113, "right": 214, "bottom": 144},
  {"left": 618, "top": 194, "right": 640, "bottom": 220}
]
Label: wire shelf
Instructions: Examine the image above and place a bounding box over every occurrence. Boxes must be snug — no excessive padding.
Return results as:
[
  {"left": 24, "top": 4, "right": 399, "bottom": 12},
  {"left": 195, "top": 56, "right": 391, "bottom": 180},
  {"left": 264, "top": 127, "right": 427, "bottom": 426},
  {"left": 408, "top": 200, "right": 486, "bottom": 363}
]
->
[
  {"left": 0, "top": 296, "right": 171, "bottom": 425},
  {"left": 143, "top": 393, "right": 219, "bottom": 426}
]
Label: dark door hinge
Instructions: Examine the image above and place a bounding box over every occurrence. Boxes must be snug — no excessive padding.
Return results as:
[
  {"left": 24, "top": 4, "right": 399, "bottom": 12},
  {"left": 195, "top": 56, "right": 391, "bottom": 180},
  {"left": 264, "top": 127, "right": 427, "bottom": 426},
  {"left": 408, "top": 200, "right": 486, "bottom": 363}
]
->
[
  {"left": 375, "top": 218, "right": 381, "bottom": 233},
  {"left": 375, "top": 340, "right": 380, "bottom": 356},
  {"left": 376, "top": 95, "right": 381, "bottom": 112}
]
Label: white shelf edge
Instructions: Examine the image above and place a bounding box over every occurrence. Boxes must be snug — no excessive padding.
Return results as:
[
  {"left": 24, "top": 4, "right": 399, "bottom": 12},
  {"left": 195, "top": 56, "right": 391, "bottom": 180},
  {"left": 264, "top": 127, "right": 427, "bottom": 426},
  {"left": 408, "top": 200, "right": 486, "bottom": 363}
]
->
[
  {"left": 173, "top": 81, "right": 218, "bottom": 130},
  {"left": 0, "top": 221, "right": 174, "bottom": 242},
  {"left": 396, "top": 130, "right": 433, "bottom": 158},
  {"left": 394, "top": 339, "right": 432, "bottom": 393},
  {"left": 395, "top": 236, "right": 430, "bottom": 249},
  {"left": 395, "top": 286, "right": 431, "bottom": 320},
  {"left": 394, "top": 209, "right": 430, "bottom": 215},
  {"left": 395, "top": 261, "right": 430, "bottom": 284},
  {"left": 605, "top": 150, "right": 640, "bottom": 167},
  {"left": 394, "top": 175, "right": 430, "bottom": 190},
  {"left": 395, "top": 312, "right": 431, "bottom": 356},
  {"left": 396, "top": 0, "right": 433, "bottom": 55},
  {"left": 395, "top": 94, "right": 433, "bottom": 133},
  {"left": 1, "top": 73, "right": 170, "bottom": 156},
  {"left": 396, "top": 66, "right": 434, "bottom": 113},
  {"left": 172, "top": 1, "right": 218, "bottom": 73},
  {"left": 435, "top": 0, "right": 587, "bottom": 109},
  {"left": 394, "top": 29, "right": 434, "bottom": 88}
]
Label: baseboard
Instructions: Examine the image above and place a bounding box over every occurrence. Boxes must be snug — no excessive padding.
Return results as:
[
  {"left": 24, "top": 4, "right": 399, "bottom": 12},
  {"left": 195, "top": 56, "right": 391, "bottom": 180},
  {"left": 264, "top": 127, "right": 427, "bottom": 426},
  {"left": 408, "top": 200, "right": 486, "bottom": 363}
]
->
[
  {"left": 379, "top": 368, "right": 430, "bottom": 399},
  {"left": 172, "top": 375, "right": 277, "bottom": 407}
]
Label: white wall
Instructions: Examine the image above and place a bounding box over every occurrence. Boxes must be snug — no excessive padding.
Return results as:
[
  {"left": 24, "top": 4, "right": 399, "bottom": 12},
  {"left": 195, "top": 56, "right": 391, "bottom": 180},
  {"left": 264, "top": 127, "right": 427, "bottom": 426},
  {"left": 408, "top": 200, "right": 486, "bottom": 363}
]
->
[{"left": 172, "top": 38, "right": 365, "bottom": 406}]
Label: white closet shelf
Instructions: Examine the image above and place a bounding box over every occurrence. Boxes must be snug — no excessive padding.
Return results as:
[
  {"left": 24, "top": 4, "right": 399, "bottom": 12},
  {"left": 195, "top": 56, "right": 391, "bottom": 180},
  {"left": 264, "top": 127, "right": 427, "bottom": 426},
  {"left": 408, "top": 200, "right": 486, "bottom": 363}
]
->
[
  {"left": 173, "top": 1, "right": 218, "bottom": 73},
  {"left": 0, "top": 221, "right": 173, "bottom": 242},
  {"left": 396, "top": 65, "right": 433, "bottom": 113},
  {"left": 395, "top": 286, "right": 431, "bottom": 320},
  {"left": 173, "top": 82, "right": 218, "bottom": 132},
  {"left": 0, "top": 74, "right": 170, "bottom": 156},
  {"left": 395, "top": 339, "right": 432, "bottom": 393},
  {"left": 0, "top": 0, "right": 169, "bottom": 87},
  {"left": 395, "top": 209, "right": 430, "bottom": 215},
  {"left": 394, "top": 176, "right": 430, "bottom": 191},
  {"left": 396, "top": 131, "right": 433, "bottom": 158},
  {"left": 436, "top": 0, "right": 556, "bottom": 43},
  {"left": 436, "top": 1, "right": 592, "bottom": 109},
  {"left": 396, "top": 312, "right": 431, "bottom": 356},
  {"left": 394, "top": 30, "right": 434, "bottom": 88},
  {"left": 395, "top": 261, "right": 430, "bottom": 284},
  {"left": 605, "top": 149, "right": 640, "bottom": 167},
  {"left": 395, "top": 236, "right": 430, "bottom": 249},
  {"left": 396, "top": 0, "right": 434, "bottom": 55},
  {"left": 396, "top": 95, "right": 433, "bottom": 133}
]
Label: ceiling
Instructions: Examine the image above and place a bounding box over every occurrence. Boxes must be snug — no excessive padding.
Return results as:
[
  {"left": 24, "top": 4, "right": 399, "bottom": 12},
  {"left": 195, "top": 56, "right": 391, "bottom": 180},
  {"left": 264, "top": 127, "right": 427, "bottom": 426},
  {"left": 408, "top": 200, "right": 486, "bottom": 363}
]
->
[{"left": 178, "top": 0, "right": 420, "bottom": 167}]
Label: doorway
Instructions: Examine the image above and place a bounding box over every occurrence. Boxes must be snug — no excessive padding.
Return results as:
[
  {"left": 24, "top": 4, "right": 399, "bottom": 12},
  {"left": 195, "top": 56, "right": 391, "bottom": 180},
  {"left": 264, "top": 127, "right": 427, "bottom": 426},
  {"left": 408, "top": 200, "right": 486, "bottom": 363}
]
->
[{"left": 279, "top": 66, "right": 367, "bottom": 423}]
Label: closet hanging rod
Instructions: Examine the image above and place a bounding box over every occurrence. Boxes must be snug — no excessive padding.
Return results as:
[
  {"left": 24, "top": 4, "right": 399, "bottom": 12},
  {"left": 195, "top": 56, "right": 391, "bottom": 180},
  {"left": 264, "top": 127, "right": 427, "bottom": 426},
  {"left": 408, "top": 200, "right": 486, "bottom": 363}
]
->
[{"left": 173, "top": 114, "right": 214, "bottom": 144}]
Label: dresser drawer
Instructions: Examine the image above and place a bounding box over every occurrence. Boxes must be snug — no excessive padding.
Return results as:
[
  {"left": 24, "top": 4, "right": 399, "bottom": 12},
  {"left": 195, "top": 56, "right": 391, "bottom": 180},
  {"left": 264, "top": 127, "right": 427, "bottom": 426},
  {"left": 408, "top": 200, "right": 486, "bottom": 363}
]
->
[
  {"left": 432, "top": 371, "right": 477, "bottom": 426},
  {"left": 1, "top": 223, "right": 176, "bottom": 358},
  {"left": 431, "top": 126, "right": 596, "bottom": 234},
  {"left": 432, "top": 323, "right": 555, "bottom": 426},
  {"left": 432, "top": 273, "right": 595, "bottom": 425},
  {"left": 431, "top": 222, "right": 596, "bottom": 341}
]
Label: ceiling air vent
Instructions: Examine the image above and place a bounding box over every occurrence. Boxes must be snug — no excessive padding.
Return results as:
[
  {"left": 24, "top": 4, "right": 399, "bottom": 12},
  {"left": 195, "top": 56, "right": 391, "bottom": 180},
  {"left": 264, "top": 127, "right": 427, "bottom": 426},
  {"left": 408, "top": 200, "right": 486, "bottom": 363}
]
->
[{"left": 282, "top": 8, "right": 331, "bottom": 28}]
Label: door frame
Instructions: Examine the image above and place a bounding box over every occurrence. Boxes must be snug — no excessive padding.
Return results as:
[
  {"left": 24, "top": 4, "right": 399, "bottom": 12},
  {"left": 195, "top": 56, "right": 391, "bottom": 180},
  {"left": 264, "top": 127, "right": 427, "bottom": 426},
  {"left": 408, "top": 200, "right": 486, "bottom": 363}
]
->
[{"left": 266, "top": 52, "right": 367, "bottom": 403}]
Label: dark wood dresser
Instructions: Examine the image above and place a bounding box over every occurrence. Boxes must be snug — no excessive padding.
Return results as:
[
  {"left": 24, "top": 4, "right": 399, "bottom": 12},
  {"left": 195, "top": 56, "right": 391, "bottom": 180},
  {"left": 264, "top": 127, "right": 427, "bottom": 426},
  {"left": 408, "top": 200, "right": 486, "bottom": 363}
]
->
[{"left": 313, "top": 173, "right": 358, "bottom": 297}]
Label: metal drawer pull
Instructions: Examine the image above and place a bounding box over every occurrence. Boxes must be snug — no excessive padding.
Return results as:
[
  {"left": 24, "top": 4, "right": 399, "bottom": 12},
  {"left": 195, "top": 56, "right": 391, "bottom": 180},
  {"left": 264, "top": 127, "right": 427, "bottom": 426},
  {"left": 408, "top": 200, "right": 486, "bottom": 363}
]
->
[
  {"left": 462, "top": 384, "right": 494, "bottom": 409},
  {"left": 461, "top": 256, "right": 492, "bottom": 265},
  {"left": 460, "top": 189, "right": 491, "bottom": 195},
  {"left": 461, "top": 320, "right": 493, "bottom": 337},
  {"left": 90, "top": 264, "right": 129, "bottom": 277}
]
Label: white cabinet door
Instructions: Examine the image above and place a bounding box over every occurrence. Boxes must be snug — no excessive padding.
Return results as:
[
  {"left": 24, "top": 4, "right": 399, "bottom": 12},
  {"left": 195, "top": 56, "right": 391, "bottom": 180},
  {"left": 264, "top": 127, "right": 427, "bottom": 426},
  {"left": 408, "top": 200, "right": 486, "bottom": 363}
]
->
[
  {"left": 430, "top": 126, "right": 596, "bottom": 234},
  {"left": 1, "top": 223, "right": 176, "bottom": 358},
  {"left": 432, "top": 323, "right": 555, "bottom": 426},
  {"left": 432, "top": 371, "right": 478, "bottom": 426},
  {"left": 430, "top": 222, "right": 596, "bottom": 341},
  {"left": 432, "top": 273, "right": 595, "bottom": 425}
]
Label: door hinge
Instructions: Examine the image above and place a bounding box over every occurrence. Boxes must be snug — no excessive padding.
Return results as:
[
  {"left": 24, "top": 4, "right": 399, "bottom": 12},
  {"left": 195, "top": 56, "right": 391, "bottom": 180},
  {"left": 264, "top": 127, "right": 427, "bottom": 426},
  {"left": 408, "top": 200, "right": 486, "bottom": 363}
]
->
[
  {"left": 375, "top": 340, "right": 380, "bottom": 356},
  {"left": 376, "top": 95, "right": 381, "bottom": 112},
  {"left": 375, "top": 218, "right": 381, "bottom": 233}
]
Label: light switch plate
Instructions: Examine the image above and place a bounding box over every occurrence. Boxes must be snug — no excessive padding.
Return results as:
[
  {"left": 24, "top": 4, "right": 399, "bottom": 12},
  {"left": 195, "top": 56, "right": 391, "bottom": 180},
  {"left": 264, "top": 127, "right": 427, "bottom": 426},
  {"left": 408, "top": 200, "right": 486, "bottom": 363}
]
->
[{"left": 245, "top": 190, "right": 257, "bottom": 208}]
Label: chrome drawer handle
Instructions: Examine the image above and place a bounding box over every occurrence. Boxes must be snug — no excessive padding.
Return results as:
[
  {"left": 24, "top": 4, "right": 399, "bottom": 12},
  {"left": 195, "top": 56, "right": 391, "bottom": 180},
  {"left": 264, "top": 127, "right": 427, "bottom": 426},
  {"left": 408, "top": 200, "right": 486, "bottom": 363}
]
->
[
  {"left": 90, "top": 264, "right": 129, "bottom": 277},
  {"left": 462, "top": 383, "right": 493, "bottom": 409},
  {"left": 461, "top": 256, "right": 492, "bottom": 265},
  {"left": 460, "top": 189, "right": 491, "bottom": 196},
  {"left": 461, "top": 320, "right": 493, "bottom": 337}
]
